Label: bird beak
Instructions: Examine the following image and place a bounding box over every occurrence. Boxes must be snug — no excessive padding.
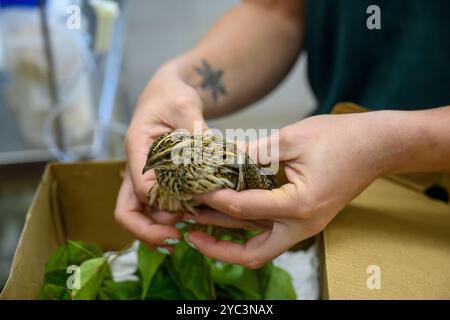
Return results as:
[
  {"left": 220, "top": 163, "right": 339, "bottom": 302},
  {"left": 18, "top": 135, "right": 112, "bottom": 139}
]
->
[
  {"left": 142, "top": 164, "right": 151, "bottom": 175},
  {"left": 142, "top": 159, "right": 156, "bottom": 174},
  {"left": 142, "top": 155, "right": 163, "bottom": 174}
]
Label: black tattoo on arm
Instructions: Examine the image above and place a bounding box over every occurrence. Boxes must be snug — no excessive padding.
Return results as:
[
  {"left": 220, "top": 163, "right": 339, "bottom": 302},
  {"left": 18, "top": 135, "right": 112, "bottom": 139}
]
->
[{"left": 194, "top": 59, "right": 227, "bottom": 103}]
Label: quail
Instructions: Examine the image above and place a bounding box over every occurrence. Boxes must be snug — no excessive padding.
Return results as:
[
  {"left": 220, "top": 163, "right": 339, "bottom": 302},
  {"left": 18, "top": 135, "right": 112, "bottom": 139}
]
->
[{"left": 142, "top": 131, "right": 277, "bottom": 214}]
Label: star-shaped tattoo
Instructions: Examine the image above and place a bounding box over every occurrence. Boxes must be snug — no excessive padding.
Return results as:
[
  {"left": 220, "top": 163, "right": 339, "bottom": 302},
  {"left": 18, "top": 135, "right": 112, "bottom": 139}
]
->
[{"left": 194, "top": 59, "right": 228, "bottom": 103}]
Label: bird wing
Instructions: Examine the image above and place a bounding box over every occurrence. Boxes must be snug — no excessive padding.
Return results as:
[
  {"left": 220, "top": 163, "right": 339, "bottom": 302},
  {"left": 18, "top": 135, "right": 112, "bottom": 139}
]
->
[{"left": 235, "top": 153, "right": 277, "bottom": 191}]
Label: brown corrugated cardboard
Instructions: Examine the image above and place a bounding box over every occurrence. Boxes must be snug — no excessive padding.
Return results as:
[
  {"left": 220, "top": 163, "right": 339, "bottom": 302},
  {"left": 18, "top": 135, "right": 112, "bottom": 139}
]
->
[
  {"left": 1, "top": 161, "right": 132, "bottom": 299},
  {"left": 321, "top": 176, "right": 450, "bottom": 299}
]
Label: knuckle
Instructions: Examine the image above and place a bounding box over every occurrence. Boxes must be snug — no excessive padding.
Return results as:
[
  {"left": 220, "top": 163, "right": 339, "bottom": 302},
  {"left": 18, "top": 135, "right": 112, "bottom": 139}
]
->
[
  {"left": 278, "top": 128, "right": 291, "bottom": 147},
  {"left": 173, "top": 94, "right": 199, "bottom": 111},
  {"left": 295, "top": 194, "right": 316, "bottom": 220},
  {"left": 244, "top": 257, "right": 264, "bottom": 270},
  {"left": 306, "top": 219, "right": 327, "bottom": 236},
  {"left": 296, "top": 207, "right": 313, "bottom": 220},
  {"left": 279, "top": 126, "right": 297, "bottom": 150},
  {"left": 136, "top": 222, "right": 153, "bottom": 241},
  {"left": 114, "top": 208, "right": 125, "bottom": 226},
  {"left": 227, "top": 203, "right": 245, "bottom": 218}
]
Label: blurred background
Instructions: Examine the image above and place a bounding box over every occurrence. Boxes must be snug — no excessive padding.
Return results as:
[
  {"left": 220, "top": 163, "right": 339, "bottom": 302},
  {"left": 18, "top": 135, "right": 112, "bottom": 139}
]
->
[{"left": 0, "top": 0, "right": 315, "bottom": 289}]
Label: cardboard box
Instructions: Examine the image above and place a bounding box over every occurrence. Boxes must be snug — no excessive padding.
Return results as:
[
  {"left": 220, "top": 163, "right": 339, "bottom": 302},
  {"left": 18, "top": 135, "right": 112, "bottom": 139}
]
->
[
  {"left": 321, "top": 173, "right": 450, "bottom": 299},
  {"left": 1, "top": 161, "right": 450, "bottom": 299},
  {"left": 1, "top": 161, "right": 132, "bottom": 299}
]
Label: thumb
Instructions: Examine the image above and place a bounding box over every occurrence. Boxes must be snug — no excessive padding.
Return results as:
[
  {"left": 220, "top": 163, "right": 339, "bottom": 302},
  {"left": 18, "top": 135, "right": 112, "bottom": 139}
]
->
[
  {"left": 168, "top": 96, "right": 209, "bottom": 135},
  {"left": 244, "top": 127, "right": 293, "bottom": 166}
]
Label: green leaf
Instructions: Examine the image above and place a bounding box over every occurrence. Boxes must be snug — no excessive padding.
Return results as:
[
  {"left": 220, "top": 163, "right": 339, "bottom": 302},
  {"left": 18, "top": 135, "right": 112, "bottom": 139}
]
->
[
  {"left": 40, "top": 239, "right": 297, "bottom": 301},
  {"left": 165, "top": 242, "right": 215, "bottom": 299},
  {"left": 264, "top": 266, "right": 297, "bottom": 300},
  {"left": 137, "top": 243, "right": 166, "bottom": 300},
  {"left": 215, "top": 284, "right": 245, "bottom": 300},
  {"left": 45, "top": 241, "right": 102, "bottom": 274},
  {"left": 170, "top": 240, "right": 190, "bottom": 265},
  {"left": 42, "top": 268, "right": 69, "bottom": 288},
  {"left": 211, "top": 262, "right": 244, "bottom": 286},
  {"left": 40, "top": 241, "right": 104, "bottom": 300},
  {"left": 146, "top": 268, "right": 184, "bottom": 300},
  {"left": 163, "top": 241, "right": 196, "bottom": 299},
  {"left": 178, "top": 248, "right": 215, "bottom": 299},
  {"left": 71, "top": 257, "right": 109, "bottom": 300},
  {"left": 211, "top": 228, "right": 247, "bottom": 243},
  {"left": 211, "top": 262, "right": 274, "bottom": 299},
  {"left": 39, "top": 283, "right": 71, "bottom": 300},
  {"left": 164, "top": 258, "right": 197, "bottom": 299},
  {"left": 98, "top": 288, "right": 112, "bottom": 300},
  {"left": 255, "top": 262, "right": 273, "bottom": 293},
  {"left": 101, "top": 280, "right": 142, "bottom": 300},
  {"left": 232, "top": 269, "right": 261, "bottom": 299}
]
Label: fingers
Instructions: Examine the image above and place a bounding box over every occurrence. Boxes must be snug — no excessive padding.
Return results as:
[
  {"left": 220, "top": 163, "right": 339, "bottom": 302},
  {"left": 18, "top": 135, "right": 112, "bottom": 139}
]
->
[
  {"left": 182, "top": 208, "right": 272, "bottom": 230},
  {"left": 125, "top": 128, "right": 163, "bottom": 202},
  {"left": 115, "top": 170, "right": 181, "bottom": 249},
  {"left": 244, "top": 128, "right": 292, "bottom": 165},
  {"left": 185, "top": 222, "right": 293, "bottom": 269},
  {"left": 148, "top": 209, "right": 183, "bottom": 225},
  {"left": 194, "top": 183, "right": 301, "bottom": 220}
]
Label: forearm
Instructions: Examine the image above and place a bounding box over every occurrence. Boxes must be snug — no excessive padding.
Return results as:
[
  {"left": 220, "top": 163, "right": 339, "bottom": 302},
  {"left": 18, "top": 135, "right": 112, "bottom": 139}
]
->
[
  {"left": 374, "top": 106, "right": 450, "bottom": 175},
  {"left": 165, "top": 0, "right": 304, "bottom": 118}
]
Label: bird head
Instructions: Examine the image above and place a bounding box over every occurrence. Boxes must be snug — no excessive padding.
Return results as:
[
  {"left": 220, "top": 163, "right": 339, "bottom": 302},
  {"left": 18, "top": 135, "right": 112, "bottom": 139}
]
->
[{"left": 142, "top": 131, "right": 192, "bottom": 174}]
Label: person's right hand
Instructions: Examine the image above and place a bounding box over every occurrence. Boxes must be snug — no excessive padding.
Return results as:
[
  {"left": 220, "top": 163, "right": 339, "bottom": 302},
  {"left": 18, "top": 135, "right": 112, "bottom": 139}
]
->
[{"left": 115, "top": 63, "right": 208, "bottom": 253}]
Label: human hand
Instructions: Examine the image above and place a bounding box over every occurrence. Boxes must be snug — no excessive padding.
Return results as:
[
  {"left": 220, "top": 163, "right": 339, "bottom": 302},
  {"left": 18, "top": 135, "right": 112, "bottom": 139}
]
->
[
  {"left": 185, "top": 111, "right": 397, "bottom": 267},
  {"left": 115, "top": 63, "right": 208, "bottom": 252}
]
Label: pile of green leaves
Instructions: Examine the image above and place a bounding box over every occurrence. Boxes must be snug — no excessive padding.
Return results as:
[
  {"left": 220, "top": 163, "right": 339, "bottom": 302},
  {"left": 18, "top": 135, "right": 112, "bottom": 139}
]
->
[{"left": 40, "top": 240, "right": 296, "bottom": 300}]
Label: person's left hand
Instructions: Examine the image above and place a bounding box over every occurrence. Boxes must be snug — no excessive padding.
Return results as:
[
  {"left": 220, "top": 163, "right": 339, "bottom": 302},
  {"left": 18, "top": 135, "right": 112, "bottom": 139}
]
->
[{"left": 181, "top": 111, "right": 398, "bottom": 268}]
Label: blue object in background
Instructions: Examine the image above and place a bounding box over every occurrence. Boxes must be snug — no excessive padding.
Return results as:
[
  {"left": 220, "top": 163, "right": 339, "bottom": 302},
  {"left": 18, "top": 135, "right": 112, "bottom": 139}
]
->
[{"left": 0, "top": 0, "right": 40, "bottom": 8}]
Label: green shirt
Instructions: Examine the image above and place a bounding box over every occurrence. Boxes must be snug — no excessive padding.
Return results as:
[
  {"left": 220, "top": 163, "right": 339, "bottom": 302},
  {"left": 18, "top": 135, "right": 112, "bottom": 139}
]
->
[{"left": 305, "top": 0, "right": 450, "bottom": 114}]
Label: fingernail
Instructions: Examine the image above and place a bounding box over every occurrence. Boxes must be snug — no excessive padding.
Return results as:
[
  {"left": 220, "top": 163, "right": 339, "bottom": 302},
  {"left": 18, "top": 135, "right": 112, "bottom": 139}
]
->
[
  {"left": 175, "top": 222, "right": 187, "bottom": 229},
  {"left": 156, "top": 247, "right": 171, "bottom": 255},
  {"left": 184, "top": 233, "right": 197, "bottom": 249},
  {"left": 164, "top": 238, "right": 179, "bottom": 245},
  {"left": 183, "top": 219, "right": 197, "bottom": 224}
]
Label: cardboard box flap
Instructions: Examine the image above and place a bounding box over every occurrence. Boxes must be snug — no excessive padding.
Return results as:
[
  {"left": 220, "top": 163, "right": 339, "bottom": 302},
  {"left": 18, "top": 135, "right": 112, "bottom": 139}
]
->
[
  {"left": 51, "top": 161, "right": 131, "bottom": 250},
  {"left": 322, "top": 177, "right": 450, "bottom": 299},
  {"left": 1, "top": 161, "right": 132, "bottom": 299},
  {"left": 1, "top": 166, "right": 60, "bottom": 299}
]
